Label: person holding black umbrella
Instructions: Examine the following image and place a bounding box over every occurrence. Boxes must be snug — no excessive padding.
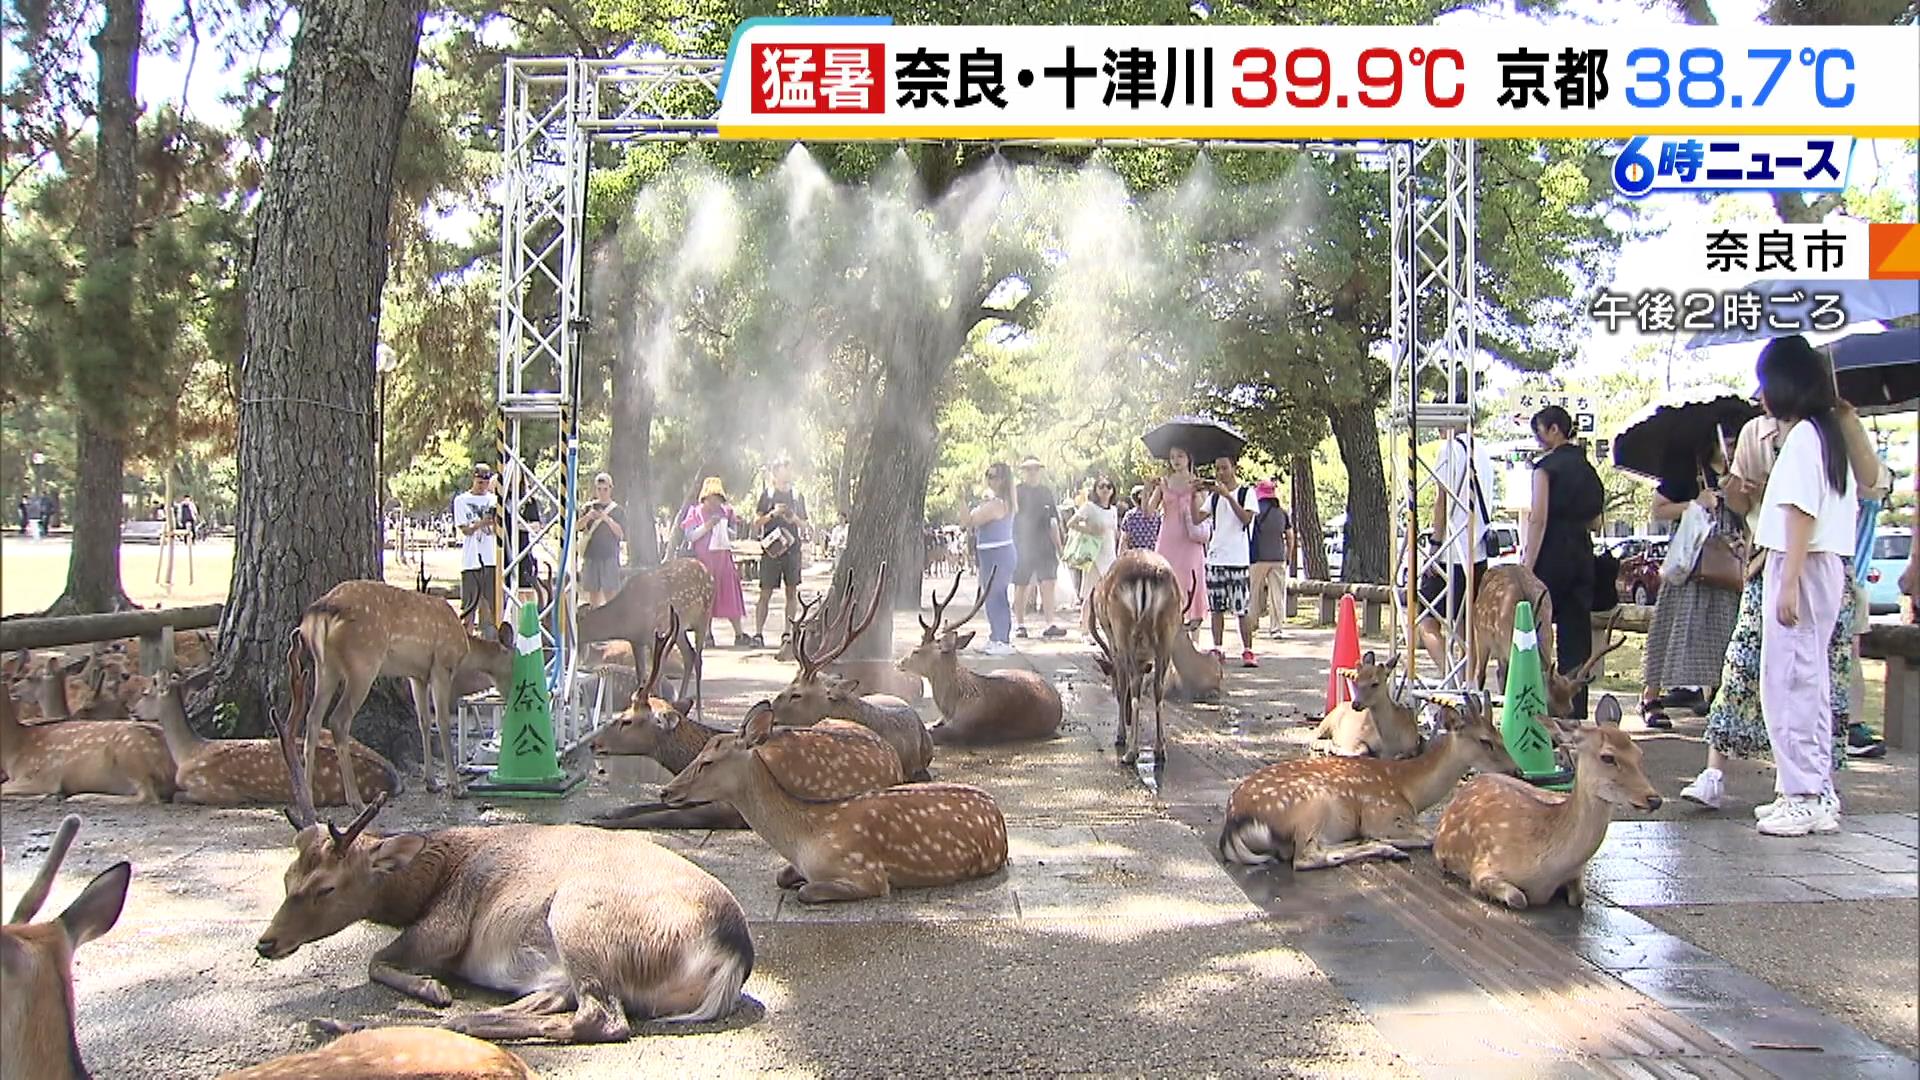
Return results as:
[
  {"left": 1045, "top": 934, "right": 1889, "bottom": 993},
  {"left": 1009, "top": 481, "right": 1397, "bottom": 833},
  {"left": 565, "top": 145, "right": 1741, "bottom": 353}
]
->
[{"left": 1639, "top": 439, "right": 1743, "bottom": 730}]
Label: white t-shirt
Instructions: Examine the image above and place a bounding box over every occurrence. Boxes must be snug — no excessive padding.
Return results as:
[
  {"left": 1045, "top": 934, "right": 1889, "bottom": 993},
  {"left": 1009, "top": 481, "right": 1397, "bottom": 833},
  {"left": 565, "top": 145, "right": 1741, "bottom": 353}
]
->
[
  {"left": 453, "top": 491, "right": 498, "bottom": 571},
  {"left": 1436, "top": 434, "right": 1498, "bottom": 567},
  {"left": 1204, "top": 484, "right": 1258, "bottom": 567},
  {"left": 1756, "top": 420, "right": 1857, "bottom": 556}
]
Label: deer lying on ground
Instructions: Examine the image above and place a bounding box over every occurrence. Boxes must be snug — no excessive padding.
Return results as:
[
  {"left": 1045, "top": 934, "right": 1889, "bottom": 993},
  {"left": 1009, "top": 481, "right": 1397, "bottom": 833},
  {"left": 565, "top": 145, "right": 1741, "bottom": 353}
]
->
[
  {"left": 1435, "top": 695, "right": 1662, "bottom": 910},
  {"left": 0, "top": 681, "right": 177, "bottom": 802},
  {"left": 1311, "top": 651, "right": 1423, "bottom": 759},
  {"left": 897, "top": 569, "right": 1063, "bottom": 745},
  {"left": 1471, "top": 564, "right": 1557, "bottom": 694},
  {"left": 257, "top": 728, "right": 755, "bottom": 1042},
  {"left": 1163, "top": 572, "right": 1226, "bottom": 703},
  {"left": 662, "top": 710, "right": 1006, "bottom": 902},
  {"left": 149, "top": 668, "right": 398, "bottom": 806},
  {"left": 774, "top": 610, "right": 927, "bottom": 704},
  {"left": 290, "top": 580, "right": 516, "bottom": 815},
  {"left": 1221, "top": 697, "right": 1519, "bottom": 870},
  {"left": 1088, "top": 550, "right": 1182, "bottom": 765},
  {"left": 576, "top": 557, "right": 714, "bottom": 713},
  {"left": 769, "top": 567, "right": 934, "bottom": 780}
]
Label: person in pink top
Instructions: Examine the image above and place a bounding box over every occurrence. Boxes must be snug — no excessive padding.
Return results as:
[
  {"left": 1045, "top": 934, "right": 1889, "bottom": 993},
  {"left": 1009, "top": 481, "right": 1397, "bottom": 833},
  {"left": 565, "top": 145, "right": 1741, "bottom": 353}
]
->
[
  {"left": 1145, "top": 444, "right": 1211, "bottom": 628},
  {"left": 681, "top": 476, "right": 748, "bottom": 645}
]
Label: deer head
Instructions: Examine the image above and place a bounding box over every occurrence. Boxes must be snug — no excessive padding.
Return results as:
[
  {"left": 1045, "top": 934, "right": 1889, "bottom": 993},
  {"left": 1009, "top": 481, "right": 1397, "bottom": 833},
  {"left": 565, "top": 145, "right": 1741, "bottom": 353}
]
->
[
  {"left": 898, "top": 567, "right": 993, "bottom": 679},
  {"left": 1433, "top": 696, "right": 1521, "bottom": 777},
  {"left": 658, "top": 710, "right": 772, "bottom": 808},
  {"left": 1552, "top": 695, "right": 1662, "bottom": 811},
  {"left": 1349, "top": 650, "right": 1399, "bottom": 711},
  {"left": 590, "top": 615, "right": 694, "bottom": 758},
  {"left": 255, "top": 793, "right": 415, "bottom": 961},
  {"left": 0, "top": 815, "right": 133, "bottom": 1080},
  {"left": 770, "top": 566, "right": 887, "bottom": 725},
  {"left": 1546, "top": 611, "right": 1626, "bottom": 718}
]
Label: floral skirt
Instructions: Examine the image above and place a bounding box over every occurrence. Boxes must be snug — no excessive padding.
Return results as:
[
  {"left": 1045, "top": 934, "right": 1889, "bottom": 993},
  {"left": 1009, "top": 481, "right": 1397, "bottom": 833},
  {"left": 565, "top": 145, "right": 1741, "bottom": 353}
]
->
[{"left": 1704, "top": 562, "right": 1854, "bottom": 766}]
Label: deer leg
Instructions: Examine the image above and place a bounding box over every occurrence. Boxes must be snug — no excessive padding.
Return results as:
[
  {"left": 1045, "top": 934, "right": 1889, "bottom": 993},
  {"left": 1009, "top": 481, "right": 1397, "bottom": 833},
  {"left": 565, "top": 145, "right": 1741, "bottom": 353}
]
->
[
  {"left": 1564, "top": 876, "right": 1588, "bottom": 909},
  {"left": 429, "top": 667, "right": 458, "bottom": 795},
  {"left": 796, "top": 871, "right": 888, "bottom": 904},
  {"left": 1294, "top": 836, "right": 1410, "bottom": 870},
  {"left": 1359, "top": 805, "right": 1433, "bottom": 850},
  {"left": 328, "top": 669, "right": 378, "bottom": 812},
  {"left": 407, "top": 677, "right": 439, "bottom": 792},
  {"left": 369, "top": 958, "right": 455, "bottom": 1008},
  {"left": 776, "top": 863, "right": 806, "bottom": 889},
  {"left": 1470, "top": 873, "right": 1530, "bottom": 910},
  {"left": 447, "top": 979, "right": 630, "bottom": 1044}
]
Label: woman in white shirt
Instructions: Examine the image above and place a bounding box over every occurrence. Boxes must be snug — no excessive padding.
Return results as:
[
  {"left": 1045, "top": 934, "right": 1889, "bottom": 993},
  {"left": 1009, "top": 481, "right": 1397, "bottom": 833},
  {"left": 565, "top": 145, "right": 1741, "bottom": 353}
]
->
[
  {"left": 1750, "top": 336, "right": 1858, "bottom": 838},
  {"left": 1069, "top": 477, "right": 1120, "bottom": 638}
]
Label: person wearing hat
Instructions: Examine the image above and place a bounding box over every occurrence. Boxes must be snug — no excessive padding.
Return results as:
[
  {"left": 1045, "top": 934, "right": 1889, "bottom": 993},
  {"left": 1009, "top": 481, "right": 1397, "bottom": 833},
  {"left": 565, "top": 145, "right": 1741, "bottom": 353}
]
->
[
  {"left": 453, "top": 463, "right": 500, "bottom": 631},
  {"left": 576, "top": 472, "right": 627, "bottom": 607},
  {"left": 680, "top": 475, "right": 748, "bottom": 644},
  {"left": 1248, "top": 479, "right": 1295, "bottom": 640},
  {"left": 1012, "top": 456, "right": 1067, "bottom": 640}
]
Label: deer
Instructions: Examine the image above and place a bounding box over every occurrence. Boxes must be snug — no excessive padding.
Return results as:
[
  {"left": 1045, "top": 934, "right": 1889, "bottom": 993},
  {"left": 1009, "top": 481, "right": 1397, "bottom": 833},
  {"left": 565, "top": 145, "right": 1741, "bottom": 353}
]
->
[
  {"left": 1087, "top": 549, "right": 1182, "bottom": 765},
  {"left": 1220, "top": 696, "right": 1519, "bottom": 870},
  {"left": 1162, "top": 572, "right": 1226, "bottom": 703},
  {"left": 213, "top": 1028, "right": 542, "bottom": 1079},
  {"left": 256, "top": 718, "right": 756, "bottom": 1043},
  {"left": 1310, "top": 651, "right": 1423, "bottom": 760},
  {"left": 1434, "top": 695, "right": 1663, "bottom": 910},
  {"left": 774, "top": 607, "right": 926, "bottom": 704},
  {"left": 0, "top": 680, "right": 177, "bottom": 802},
  {"left": 896, "top": 568, "right": 1063, "bottom": 746},
  {"left": 1546, "top": 611, "right": 1628, "bottom": 720},
  {"left": 661, "top": 712, "right": 1007, "bottom": 903},
  {"left": 290, "top": 580, "right": 517, "bottom": 816},
  {"left": 576, "top": 556, "right": 714, "bottom": 714},
  {"left": 148, "top": 668, "right": 398, "bottom": 806},
  {"left": 768, "top": 566, "right": 935, "bottom": 781},
  {"left": 1470, "top": 563, "right": 1557, "bottom": 695}
]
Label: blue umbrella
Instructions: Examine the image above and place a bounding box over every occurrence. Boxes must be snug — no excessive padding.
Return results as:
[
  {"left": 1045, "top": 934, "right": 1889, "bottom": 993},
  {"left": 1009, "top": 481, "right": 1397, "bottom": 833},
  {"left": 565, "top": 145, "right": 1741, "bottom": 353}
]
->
[
  {"left": 1823, "top": 326, "right": 1920, "bottom": 416},
  {"left": 1685, "top": 279, "right": 1920, "bottom": 350}
]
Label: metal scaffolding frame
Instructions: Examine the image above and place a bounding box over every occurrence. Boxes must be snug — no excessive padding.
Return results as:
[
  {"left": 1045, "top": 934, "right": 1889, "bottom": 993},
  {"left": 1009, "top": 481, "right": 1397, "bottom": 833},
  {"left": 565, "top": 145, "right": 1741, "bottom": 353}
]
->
[{"left": 491, "top": 56, "right": 1481, "bottom": 755}]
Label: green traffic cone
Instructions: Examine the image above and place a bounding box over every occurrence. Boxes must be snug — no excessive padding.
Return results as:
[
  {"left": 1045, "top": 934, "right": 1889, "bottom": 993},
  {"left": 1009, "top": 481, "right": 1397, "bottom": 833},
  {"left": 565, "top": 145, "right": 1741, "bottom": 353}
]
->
[
  {"left": 465, "top": 596, "right": 583, "bottom": 798},
  {"left": 1499, "top": 600, "right": 1573, "bottom": 791}
]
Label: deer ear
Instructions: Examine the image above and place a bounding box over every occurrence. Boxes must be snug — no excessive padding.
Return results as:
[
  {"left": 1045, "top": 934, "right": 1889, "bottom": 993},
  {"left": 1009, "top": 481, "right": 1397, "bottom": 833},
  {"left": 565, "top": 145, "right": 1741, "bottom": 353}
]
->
[
  {"left": 742, "top": 705, "right": 775, "bottom": 745},
  {"left": 57, "top": 862, "right": 130, "bottom": 950},
  {"left": 671, "top": 697, "right": 695, "bottom": 720},
  {"left": 1360, "top": 650, "right": 1376, "bottom": 665},
  {"left": 369, "top": 833, "right": 426, "bottom": 875},
  {"left": 1592, "top": 694, "right": 1624, "bottom": 728},
  {"left": 497, "top": 621, "right": 515, "bottom": 647},
  {"left": 952, "top": 632, "right": 975, "bottom": 652}
]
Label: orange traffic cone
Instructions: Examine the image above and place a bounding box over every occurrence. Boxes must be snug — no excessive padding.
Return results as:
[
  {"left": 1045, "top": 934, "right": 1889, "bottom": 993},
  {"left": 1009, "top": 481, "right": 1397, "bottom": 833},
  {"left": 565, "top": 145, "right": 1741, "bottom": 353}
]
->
[{"left": 1325, "top": 594, "right": 1362, "bottom": 715}]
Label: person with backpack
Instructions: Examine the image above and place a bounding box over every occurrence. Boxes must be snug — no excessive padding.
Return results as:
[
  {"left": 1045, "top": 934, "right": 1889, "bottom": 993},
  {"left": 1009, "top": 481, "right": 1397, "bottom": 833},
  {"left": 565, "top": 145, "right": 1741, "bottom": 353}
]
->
[
  {"left": 1203, "top": 453, "right": 1260, "bottom": 668},
  {"left": 1419, "top": 424, "right": 1497, "bottom": 671},
  {"left": 1523, "top": 405, "right": 1606, "bottom": 720}
]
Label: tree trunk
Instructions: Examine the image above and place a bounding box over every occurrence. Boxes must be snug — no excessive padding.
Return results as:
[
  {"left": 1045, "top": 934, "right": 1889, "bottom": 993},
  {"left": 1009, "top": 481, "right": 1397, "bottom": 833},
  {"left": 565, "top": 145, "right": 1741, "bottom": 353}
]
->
[
  {"left": 213, "top": 0, "right": 424, "bottom": 736},
  {"left": 1328, "top": 401, "right": 1390, "bottom": 584},
  {"left": 1290, "top": 453, "right": 1328, "bottom": 580},
  {"left": 45, "top": 0, "right": 140, "bottom": 616},
  {"left": 610, "top": 349, "right": 656, "bottom": 565}
]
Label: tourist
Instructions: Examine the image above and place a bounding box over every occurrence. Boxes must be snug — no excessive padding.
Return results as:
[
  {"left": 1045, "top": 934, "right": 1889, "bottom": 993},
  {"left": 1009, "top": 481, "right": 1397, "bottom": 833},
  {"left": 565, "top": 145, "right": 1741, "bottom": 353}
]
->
[
  {"left": 680, "top": 477, "right": 748, "bottom": 645},
  {"left": 970, "top": 462, "right": 1018, "bottom": 656},
  {"left": 1012, "top": 456, "right": 1066, "bottom": 640},
  {"left": 1119, "top": 484, "right": 1161, "bottom": 553},
  {"left": 1522, "top": 406, "right": 1604, "bottom": 719},
  {"left": 1147, "top": 446, "right": 1210, "bottom": 630},
  {"left": 1068, "top": 476, "right": 1120, "bottom": 638},
  {"left": 453, "top": 463, "right": 499, "bottom": 632},
  {"left": 576, "top": 472, "right": 627, "bottom": 608},
  {"left": 1203, "top": 454, "right": 1259, "bottom": 668},
  {"left": 1420, "top": 421, "right": 1495, "bottom": 672},
  {"left": 750, "top": 456, "right": 809, "bottom": 649},
  {"left": 1249, "top": 480, "right": 1295, "bottom": 641},
  {"left": 1639, "top": 441, "right": 1742, "bottom": 731}
]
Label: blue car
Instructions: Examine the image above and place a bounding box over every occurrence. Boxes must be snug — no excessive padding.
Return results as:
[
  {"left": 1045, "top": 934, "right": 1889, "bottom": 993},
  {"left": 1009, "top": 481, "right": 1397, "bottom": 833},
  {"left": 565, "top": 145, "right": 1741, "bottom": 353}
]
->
[{"left": 1864, "top": 528, "right": 1912, "bottom": 616}]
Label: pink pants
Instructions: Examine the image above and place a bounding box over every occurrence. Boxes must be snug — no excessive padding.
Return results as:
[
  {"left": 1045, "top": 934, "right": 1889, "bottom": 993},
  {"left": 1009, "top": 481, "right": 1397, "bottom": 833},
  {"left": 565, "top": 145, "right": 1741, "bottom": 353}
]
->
[{"left": 1760, "top": 550, "right": 1845, "bottom": 799}]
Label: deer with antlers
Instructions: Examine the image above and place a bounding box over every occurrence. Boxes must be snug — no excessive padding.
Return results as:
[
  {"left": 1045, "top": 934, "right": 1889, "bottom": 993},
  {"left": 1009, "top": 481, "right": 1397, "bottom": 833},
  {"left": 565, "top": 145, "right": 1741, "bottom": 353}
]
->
[
  {"left": 896, "top": 569, "right": 1063, "bottom": 746},
  {"left": 0, "top": 678, "right": 176, "bottom": 802},
  {"left": 257, "top": 720, "right": 756, "bottom": 1042},
  {"left": 1435, "top": 695, "right": 1662, "bottom": 910},
  {"left": 1088, "top": 550, "right": 1182, "bottom": 765},
  {"left": 1310, "top": 651, "right": 1423, "bottom": 760},
  {"left": 1546, "top": 611, "right": 1628, "bottom": 720},
  {"left": 769, "top": 566, "right": 934, "bottom": 780},
  {"left": 576, "top": 557, "right": 714, "bottom": 713},
  {"left": 1222, "top": 697, "right": 1518, "bottom": 871},
  {"left": 662, "top": 709, "right": 1006, "bottom": 903},
  {"left": 289, "top": 580, "right": 516, "bottom": 812},
  {"left": 774, "top": 608, "right": 926, "bottom": 704}
]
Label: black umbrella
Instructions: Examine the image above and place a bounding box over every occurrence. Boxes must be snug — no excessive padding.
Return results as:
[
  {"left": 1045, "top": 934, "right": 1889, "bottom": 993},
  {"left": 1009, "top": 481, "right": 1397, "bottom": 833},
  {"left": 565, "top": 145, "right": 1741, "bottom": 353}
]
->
[
  {"left": 1142, "top": 416, "right": 1248, "bottom": 465},
  {"left": 1611, "top": 392, "right": 1762, "bottom": 483},
  {"left": 1823, "top": 327, "right": 1920, "bottom": 416}
]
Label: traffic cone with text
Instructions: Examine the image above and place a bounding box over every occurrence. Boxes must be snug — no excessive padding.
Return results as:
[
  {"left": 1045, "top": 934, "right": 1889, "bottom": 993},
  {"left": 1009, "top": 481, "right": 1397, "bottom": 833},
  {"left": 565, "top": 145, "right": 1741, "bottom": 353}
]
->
[
  {"left": 1324, "top": 594, "right": 1362, "bottom": 716},
  {"left": 1499, "top": 600, "right": 1574, "bottom": 791},
  {"left": 465, "top": 596, "right": 584, "bottom": 798}
]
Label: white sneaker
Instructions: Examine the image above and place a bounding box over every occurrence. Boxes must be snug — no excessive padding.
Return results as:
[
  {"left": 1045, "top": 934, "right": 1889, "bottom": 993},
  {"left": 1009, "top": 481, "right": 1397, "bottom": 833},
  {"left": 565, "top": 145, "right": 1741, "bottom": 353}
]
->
[
  {"left": 1760, "top": 788, "right": 1842, "bottom": 821},
  {"left": 1680, "top": 768, "right": 1724, "bottom": 809},
  {"left": 981, "top": 641, "right": 1015, "bottom": 657},
  {"left": 1753, "top": 797, "right": 1782, "bottom": 820},
  {"left": 1757, "top": 795, "right": 1838, "bottom": 837}
]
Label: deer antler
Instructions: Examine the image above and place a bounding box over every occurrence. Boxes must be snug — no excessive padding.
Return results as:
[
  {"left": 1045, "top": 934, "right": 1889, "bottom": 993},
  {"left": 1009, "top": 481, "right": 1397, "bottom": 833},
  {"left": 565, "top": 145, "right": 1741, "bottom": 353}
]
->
[
  {"left": 10, "top": 814, "right": 81, "bottom": 923},
  {"left": 327, "top": 792, "right": 388, "bottom": 853},
  {"left": 643, "top": 608, "right": 682, "bottom": 698},
  {"left": 1572, "top": 609, "right": 1627, "bottom": 685},
  {"left": 939, "top": 564, "right": 993, "bottom": 636},
  {"left": 278, "top": 630, "right": 319, "bottom": 831},
  {"left": 806, "top": 563, "right": 890, "bottom": 675},
  {"left": 790, "top": 591, "right": 831, "bottom": 678},
  {"left": 921, "top": 569, "right": 965, "bottom": 642}
]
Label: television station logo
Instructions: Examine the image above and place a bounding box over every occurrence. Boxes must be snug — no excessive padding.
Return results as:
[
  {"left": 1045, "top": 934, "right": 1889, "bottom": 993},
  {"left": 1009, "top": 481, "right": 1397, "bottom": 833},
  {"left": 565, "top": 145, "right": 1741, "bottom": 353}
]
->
[{"left": 1612, "top": 134, "right": 1854, "bottom": 198}]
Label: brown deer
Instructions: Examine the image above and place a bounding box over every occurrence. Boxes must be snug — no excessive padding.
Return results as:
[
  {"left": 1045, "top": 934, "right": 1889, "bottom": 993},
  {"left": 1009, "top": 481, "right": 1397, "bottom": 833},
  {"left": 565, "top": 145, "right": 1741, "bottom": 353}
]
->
[
  {"left": 1221, "top": 697, "right": 1519, "bottom": 870},
  {"left": 1310, "top": 651, "right": 1422, "bottom": 759},
  {"left": 290, "top": 580, "right": 516, "bottom": 814},
  {"left": 1088, "top": 549, "right": 1182, "bottom": 765},
  {"left": 0, "top": 682, "right": 177, "bottom": 802},
  {"left": 769, "top": 567, "right": 934, "bottom": 780},
  {"left": 897, "top": 569, "right": 1063, "bottom": 746},
  {"left": 774, "top": 606, "right": 926, "bottom": 704},
  {"left": 214, "top": 1028, "right": 541, "bottom": 1079},
  {"left": 1163, "top": 572, "right": 1225, "bottom": 703},
  {"left": 257, "top": 738, "right": 756, "bottom": 1042},
  {"left": 576, "top": 556, "right": 715, "bottom": 713},
  {"left": 1, "top": 815, "right": 132, "bottom": 1080},
  {"left": 661, "top": 717, "right": 1007, "bottom": 902},
  {"left": 1434, "top": 695, "right": 1662, "bottom": 910},
  {"left": 1470, "top": 564, "right": 1557, "bottom": 694},
  {"left": 1545, "top": 611, "right": 1628, "bottom": 720},
  {"left": 149, "top": 669, "right": 398, "bottom": 806}
]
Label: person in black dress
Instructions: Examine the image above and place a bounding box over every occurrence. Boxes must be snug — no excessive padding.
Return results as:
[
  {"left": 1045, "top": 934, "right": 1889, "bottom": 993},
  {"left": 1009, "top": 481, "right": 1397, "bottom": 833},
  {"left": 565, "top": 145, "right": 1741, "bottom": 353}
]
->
[{"left": 1523, "top": 405, "right": 1606, "bottom": 720}]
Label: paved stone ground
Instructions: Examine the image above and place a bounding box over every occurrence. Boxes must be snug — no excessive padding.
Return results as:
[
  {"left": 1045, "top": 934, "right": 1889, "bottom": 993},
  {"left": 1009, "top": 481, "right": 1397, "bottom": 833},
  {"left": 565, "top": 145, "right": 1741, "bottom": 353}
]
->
[{"left": 3, "top": 573, "right": 1915, "bottom": 1077}]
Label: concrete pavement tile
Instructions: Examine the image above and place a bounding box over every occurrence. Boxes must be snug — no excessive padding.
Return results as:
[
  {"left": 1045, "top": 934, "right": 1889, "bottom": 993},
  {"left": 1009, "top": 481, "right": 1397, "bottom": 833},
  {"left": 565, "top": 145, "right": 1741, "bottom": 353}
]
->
[
  {"left": 1616, "top": 966, "right": 1803, "bottom": 1012},
  {"left": 1671, "top": 1003, "right": 1909, "bottom": 1061},
  {"left": 1745, "top": 1053, "right": 1920, "bottom": 1079},
  {"left": 1583, "top": 856, "right": 1681, "bottom": 884},
  {"left": 1628, "top": 851, "right": 1884, "bottom": 878},
  {"left": 1005, "top": 825, "right": 1119, "bottom": 865},
  {"left": 1364, "top": 1009, "right": 1572, "bottom": 1066},
  {"left": 773, "top": 873, "right": 1016, "bottom": 924},
  {"left": 1796, "top": 873, "right": 1920, "bottom": 900},
  {"left": 1570, "top": 932, "right": 1721, "bottom": 972},
  {"left": 1847, "top": 813, "right": 1920, "bottom": 848},
  {"left": 1833, "top": 847, "right": 1920, "bottom": 873},
  {"left": 1593, "top": 875, "right": 1835, "bottom": 906}
]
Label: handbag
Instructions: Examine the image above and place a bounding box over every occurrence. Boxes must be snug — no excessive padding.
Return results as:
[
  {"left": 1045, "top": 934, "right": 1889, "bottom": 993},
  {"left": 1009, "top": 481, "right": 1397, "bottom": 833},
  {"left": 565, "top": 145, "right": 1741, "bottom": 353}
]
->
[
  {"left": 1690, "top": 509, "right": 1746, "bottom": 592},
  {"left": 1659, "top": 502, "right": 1710, "bottom": 586},
  {"left": 1064, "top": 526, "right": 1101, "bottom": 570}
]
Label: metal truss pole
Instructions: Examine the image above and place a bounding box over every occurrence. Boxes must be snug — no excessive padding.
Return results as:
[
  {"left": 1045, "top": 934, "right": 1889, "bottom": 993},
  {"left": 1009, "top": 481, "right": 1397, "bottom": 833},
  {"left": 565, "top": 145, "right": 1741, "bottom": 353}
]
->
[{"left": 1388, "top": 138, "right": 1478, "bottom": 699}]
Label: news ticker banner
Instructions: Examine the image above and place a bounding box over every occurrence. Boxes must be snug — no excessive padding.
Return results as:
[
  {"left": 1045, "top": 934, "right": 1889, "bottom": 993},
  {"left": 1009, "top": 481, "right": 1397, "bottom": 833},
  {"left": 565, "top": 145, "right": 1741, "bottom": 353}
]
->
[{"left": 713, "top": 21, "right": 1919, "bottom": 140}]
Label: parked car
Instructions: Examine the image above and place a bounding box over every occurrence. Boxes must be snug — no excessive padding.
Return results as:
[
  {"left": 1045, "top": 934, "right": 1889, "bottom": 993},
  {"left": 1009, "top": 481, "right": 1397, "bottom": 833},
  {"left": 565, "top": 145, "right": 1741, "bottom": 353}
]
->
[
  {"left": 1864, "top": 527, "right": 1912, "bottom": 616},
  {"left": 1617, "top": 539, "right": 1669, "bottom": 606}
]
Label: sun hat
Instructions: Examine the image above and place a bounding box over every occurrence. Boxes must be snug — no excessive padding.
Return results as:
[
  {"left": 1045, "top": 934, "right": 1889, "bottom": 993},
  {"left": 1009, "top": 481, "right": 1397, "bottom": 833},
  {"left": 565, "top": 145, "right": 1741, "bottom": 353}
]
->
[
  {"left": 1255, "top": 480, "right": 1278, "bottom": 500},
  {"left": 698, "top": 476, "right": 728, "bottom": 501},
  {"left": 1018, "top": 456, "right": 1044, "bottom": 469}
]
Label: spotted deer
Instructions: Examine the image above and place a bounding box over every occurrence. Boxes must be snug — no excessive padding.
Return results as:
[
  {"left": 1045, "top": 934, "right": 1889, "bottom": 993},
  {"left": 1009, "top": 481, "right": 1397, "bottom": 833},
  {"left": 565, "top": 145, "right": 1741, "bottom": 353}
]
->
[
  {"left": 257, "top": 731, "right": 755, "bottom": 1042},
  {"left": 1221, "top": 697, "right": 1519, "bottom": 870},
  {"left": 661, "top": 714, "right": 1007, "bottom": 902},
  {"left": 290, "top": 580, "right": 516, "bottom": 817},
  {"left": 1163, "top": 572, "right": 1225, "bottom": 703},
  {"left": 213, "top": 1028, "right": 541, "bottom": 1079},
  {"left": 1470, "top": 564, "right": 1557, "bottom": 694},
  {"left": 0, "top": 681, "right": 176, "bottom": 802},
  {"left": 149, "top": 668, "right": 398, "bottom": 806},
  {"left": 897, "top": 569, "right": 1063, "bottom": 745},
  {"left": 769, "top": 567, "right": 934, "bottom": 780},
  {"left": 576, "top": 556, "right": 714, "bottom": 713},
  {"left": 1435, "top": 695, "right": 1662, "bottom": 910},
  {"left": 1088, "top": 549, "right": 1182, "bottom": 765},
  {"left": 1310, "top": 651, "right": 1422, "bottom": 759},
  {"left": 1546, "top": 611, "right": 1628, "bottom": 720}
]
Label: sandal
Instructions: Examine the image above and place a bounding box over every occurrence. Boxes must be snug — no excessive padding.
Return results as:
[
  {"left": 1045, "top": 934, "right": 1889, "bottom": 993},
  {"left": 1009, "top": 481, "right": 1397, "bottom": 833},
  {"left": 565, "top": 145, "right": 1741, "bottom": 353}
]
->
[
  {"left": 1240, "top": 650, "right": 1258, "bottom": 668},
  {"left": 1643, "top": 709, "right": 1673, "bottom": 730}
]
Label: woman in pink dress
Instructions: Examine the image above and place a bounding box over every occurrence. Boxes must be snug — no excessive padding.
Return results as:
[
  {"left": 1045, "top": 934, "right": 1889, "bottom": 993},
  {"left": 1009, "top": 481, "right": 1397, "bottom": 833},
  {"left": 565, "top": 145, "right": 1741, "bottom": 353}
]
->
[
  {"left": 681, "top": 476, "right": 748, "bottom": 645},
  {"left": 1147, "top": 445, "right": 1211, "bottom": 627}
]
